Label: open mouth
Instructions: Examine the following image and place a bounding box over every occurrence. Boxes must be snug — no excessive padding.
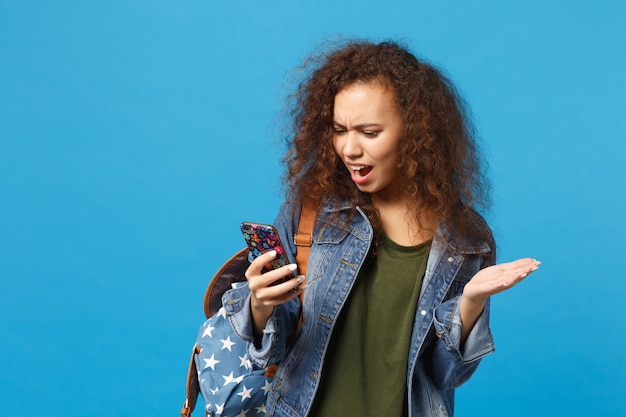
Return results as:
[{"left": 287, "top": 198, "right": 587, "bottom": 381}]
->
[{"left": 351, "top": 165, "right": 373, "bottom": 177}]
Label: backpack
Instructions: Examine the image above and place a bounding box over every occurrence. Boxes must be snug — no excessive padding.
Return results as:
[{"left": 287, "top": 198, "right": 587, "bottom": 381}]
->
[{"left": 181, "top": 205, "right": 315, "bottom": 417}]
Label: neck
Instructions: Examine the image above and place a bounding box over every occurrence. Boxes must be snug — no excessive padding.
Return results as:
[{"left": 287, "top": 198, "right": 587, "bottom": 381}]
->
[{"left": 372, "top": 197, "right": 437, "bottom": 246}]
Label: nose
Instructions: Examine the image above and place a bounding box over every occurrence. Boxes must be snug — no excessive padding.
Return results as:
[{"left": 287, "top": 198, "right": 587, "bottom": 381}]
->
[{"left": 342, "top": 130, "right": 362, "bottom": 159}]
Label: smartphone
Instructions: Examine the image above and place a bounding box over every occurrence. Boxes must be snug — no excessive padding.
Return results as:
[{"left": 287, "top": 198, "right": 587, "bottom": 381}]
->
[{"left": 240, "top": 222, "right": 295, "bottom": 285}]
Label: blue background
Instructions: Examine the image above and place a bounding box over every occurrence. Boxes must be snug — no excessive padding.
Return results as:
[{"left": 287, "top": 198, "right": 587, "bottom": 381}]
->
[{"left": 1, "top": 1, "right": 624, "bottom": 416}]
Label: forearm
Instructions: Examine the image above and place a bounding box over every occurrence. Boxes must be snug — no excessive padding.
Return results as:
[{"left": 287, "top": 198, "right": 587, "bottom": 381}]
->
[
  {"left": 250, "top": 300, "right": 275, "bottom": 345},
  {"left": 459, "top": 295, "right": 486, "bottom": 344}
]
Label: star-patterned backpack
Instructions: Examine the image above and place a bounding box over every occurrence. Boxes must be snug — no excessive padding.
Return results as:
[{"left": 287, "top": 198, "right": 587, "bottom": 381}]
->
[{"left": 181, "top": 205, "right": 315, "bottom": 417}]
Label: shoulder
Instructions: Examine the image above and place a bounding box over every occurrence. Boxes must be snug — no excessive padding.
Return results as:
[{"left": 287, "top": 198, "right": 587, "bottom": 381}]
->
[{"left": 438, "top": 210, "right": 495, "bottom": 259}]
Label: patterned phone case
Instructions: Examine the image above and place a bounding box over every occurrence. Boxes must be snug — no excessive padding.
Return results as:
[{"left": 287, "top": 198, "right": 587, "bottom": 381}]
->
[{"left": 240, "top": 222, "right": 295, "bottom": 283}]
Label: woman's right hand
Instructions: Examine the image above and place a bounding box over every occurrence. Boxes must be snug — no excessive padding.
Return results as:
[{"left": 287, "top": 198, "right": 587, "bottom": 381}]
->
[{"left": 245, "top": 250, "right": 304, "bottom": 336}]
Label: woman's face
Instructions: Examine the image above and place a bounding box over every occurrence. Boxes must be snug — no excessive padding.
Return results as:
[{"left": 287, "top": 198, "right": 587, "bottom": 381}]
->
[{"left": 332, "top": 81, "right": 404, "bottom": 203}]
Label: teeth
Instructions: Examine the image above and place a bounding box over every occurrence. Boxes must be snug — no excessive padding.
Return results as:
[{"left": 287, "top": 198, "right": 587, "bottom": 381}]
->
[{"left": 349, "top": 164, "right": 372, "bottom": 178}]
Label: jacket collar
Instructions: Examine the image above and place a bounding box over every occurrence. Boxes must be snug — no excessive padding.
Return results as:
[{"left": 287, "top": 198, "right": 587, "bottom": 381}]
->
[
  {"left": 321, "top": 197, "right": 492, "bottom": 255},
  {"left": 435, "top": 221, "right": 492, "bottom": 255}
]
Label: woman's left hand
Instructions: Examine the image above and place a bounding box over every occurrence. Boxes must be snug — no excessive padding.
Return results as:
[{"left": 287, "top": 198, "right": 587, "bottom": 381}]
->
[
  {"left": 463, "top": 257, "right": 541, "bottom": 304},
  {"left": 459, "top": 258, "right": 540, "bottom": 342}
]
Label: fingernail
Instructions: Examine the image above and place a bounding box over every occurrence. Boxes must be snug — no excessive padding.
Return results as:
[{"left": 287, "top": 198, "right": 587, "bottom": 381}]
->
[
  {"left": 297, "top": 275, "right": 305, "bottom": 283},
  {"left": 531, "top": 266, "right": 539, "bottom": 272},
  {"left": 268, "top": 250, "right": 277, "bottom": 257},
  {"left": 288, "top": 264, "right": 297, "bottom": 271},
  {"left": 520, "top": 273, "right": 528, "bottom": 278}
]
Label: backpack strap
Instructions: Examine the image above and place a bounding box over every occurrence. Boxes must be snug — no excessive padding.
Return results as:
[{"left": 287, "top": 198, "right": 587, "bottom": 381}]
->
[
  {"left": 180, "top": 345, "right": 201, "bottom": 417},
  {"left": 294, "top": 201, "right": 315, "bottom": 278},
  {"left": 264, "top": 201, "right": 316, "bottom": 379},
  {"left": 181, "top": 203, "right": 316, "bottom": 417},
  {"left": 293, "top": 201, "right": 315, "bottom": 330}
]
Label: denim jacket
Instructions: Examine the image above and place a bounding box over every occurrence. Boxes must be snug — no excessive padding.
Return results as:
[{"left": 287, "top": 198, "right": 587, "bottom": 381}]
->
[{"left": 224, "top": 199, "right": 496, "bottom": 417}]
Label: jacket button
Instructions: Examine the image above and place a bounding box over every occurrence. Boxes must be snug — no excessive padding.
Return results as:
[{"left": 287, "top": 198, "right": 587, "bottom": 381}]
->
[
  {"left": 420, "top": 310, "right": 427, "bottom": 316},
  {"left": 448, "top": 256, "right": 454, "bottom": 262}
]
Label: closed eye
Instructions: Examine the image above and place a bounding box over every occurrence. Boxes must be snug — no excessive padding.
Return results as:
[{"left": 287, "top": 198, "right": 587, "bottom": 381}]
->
[
  {"left": 332, "top": 123, "right": 347, "bottom": 134},
  {"left": 362, "top": 130, "right": 380, "bottom": 138}
]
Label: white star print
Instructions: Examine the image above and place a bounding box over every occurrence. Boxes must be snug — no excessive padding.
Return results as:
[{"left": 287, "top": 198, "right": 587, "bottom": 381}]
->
[
  {"left": 222, "top": 372, "right": 244, "bottom": 386},
  {"left": 203, "top": 354, "right": 220, "bottom": 370},
  {"left": 239, "top": 355, "right": 252, "bottom": 369},
  {"left": 221, "top": 336, "right": 236, "bottom": 351},
  {"left": 237, "top": 385, "right": 253, "bottom": 401},
  {"left": 222, "top": 372, "right": 236, "bottom": 386},
  {"left": 194, "top": 299, "right": 273, "bottom": 417},
  {"left": 261, "top": 379, "right": 272, "bottom": 395},
  {"left": 202, "top": 323, "right": 216, "bottom": 338}
]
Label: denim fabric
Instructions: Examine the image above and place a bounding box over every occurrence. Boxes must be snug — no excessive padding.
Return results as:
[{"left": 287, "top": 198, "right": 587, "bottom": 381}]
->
[{"left": 224, "top": 199, "right": 496, "bottom": 417}]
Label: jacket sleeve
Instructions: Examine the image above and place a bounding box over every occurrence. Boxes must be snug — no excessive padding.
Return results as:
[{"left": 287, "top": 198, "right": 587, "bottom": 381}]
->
[
  {"left": 427, "top": 238, "right": 497, "bottom": 389},
  {"left": 222, "top": 200, "right": 302, "bottom": 368}
]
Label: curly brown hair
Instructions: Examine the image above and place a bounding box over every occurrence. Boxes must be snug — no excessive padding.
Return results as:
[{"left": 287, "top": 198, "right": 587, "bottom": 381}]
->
[{"left": 280, "top": 39, "right": 491, "bottom": 242}]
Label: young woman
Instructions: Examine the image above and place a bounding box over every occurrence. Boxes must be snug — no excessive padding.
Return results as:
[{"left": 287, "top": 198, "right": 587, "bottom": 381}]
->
[{"left": 223, "top": 40, "right": 540, "bottom": 417}]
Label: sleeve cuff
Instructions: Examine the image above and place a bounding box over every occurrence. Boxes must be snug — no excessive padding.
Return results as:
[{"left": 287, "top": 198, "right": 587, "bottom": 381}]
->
[
  {"left": 223, "top": 283, "right": 297, "bottom": 368},
  {"left": 433, "top": 296, "right": 495, "bottom": 363}
]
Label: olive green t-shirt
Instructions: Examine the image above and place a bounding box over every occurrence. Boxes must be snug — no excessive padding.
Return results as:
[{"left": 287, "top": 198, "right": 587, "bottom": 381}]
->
[{"left": 310, "top": 236, "right": 431, "bottom": 417}]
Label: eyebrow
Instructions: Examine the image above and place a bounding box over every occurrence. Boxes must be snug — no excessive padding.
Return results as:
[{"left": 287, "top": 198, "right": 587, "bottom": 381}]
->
[{"left": 332, "top": 121, "right": 382, "bottom": 129}]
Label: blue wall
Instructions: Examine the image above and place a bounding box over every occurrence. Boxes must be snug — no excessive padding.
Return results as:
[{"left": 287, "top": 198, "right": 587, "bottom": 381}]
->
[{"left": 1, "top": 1, "right": 624, "bottom": 416}]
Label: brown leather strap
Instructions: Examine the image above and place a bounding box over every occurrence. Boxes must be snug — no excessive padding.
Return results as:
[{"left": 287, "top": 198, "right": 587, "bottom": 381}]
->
[
  {"left": 294, "top": 201, "right": 316, "bottom": 329},
  {"left": 294, "top": 201, "right": 316, "bottom": 277},
  {"left": 181, "top": 344, "right": 201, "bottom": 417}
]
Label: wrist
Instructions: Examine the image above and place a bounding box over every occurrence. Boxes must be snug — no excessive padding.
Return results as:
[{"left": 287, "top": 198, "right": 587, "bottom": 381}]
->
[
  {"left": 250, "top": 297, "right": 274, "bottom": 339},
  {"left": 460, "top": 293, "right": 487, "bottom": 312},
  {"left": 459, "top": 294, "right": 486, "bottom": 343}
]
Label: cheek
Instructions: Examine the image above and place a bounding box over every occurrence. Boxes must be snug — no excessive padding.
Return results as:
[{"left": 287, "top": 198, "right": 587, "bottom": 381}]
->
[
  {"left": 332, "top": 136, "right": 342, "bottom": 155},
  {"left": 371, "top": 141, "right": 399, "bottom": 162},
  {"left": 371, "top": 141, "right": 402, "bottom": 175},
  {"left": 383, "top": 135, "right": 403, "bottom": 162}
]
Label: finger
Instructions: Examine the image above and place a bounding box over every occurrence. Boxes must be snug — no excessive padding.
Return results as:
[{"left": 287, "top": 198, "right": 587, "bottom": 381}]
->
[
  {"left": 256, "top": 274, "right": 304, "bottom": 296},
  {"left": 502, "top": 260, "right": 541, "bottom": 287},
  {"left": 493, "top": 258, "right": 540, "bottom": 278},
  {"left": 513, "top": 259, "right": 541, "bottom": 277},
  {"left": 248, "top": 262, "right": 300, "bottom": 294},
  {"left": 246, "top": 250, "right": 279, "bottom": 277},
  {"left": 254, "top": 276, "right": 306, "bottom": 305},
  {"left": 258, "top": 288, "right": 303, "bottom": 306},
  {"left": 256, "top": 263, "right": 298, "bottom": 288},
  {"left": 498, "top": 258, "right": 538, "bottom": 271}
]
